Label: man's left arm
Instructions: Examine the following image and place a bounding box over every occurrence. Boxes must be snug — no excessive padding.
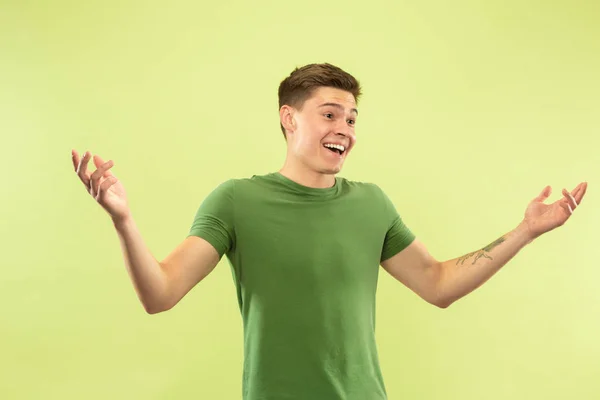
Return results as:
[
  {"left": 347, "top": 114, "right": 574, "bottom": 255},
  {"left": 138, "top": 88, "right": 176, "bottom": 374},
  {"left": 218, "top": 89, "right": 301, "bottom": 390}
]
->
[
  {"left": 435, "top": 222, "right": 532, "bottom": 308},
  {"left": 381, "top": 182, "right": 587, "bottom": 308}
]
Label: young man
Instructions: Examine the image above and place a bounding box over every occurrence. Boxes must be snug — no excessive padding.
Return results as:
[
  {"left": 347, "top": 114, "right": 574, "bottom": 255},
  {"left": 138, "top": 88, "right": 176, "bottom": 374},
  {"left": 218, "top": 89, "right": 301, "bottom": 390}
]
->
[{"left": 72, "top": 63, "right": 587, "bottom": 400}]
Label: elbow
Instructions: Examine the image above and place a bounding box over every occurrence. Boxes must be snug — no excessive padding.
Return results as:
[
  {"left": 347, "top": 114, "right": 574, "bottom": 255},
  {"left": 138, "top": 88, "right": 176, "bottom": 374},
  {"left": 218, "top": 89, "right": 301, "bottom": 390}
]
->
[
  {"left": 433, "top": 262, "right": 459, "bottom": 309},
  {"left": 142, "top": 298, "right": 173, "bottom": 315},
  {"left": 430, "top": 264, "right": 452, "bottom": 309},
  {"left": 424, "top": 292, "right": 451, "bottom": 308},
  {"left": 433, "top": 292, "right": 458, "bottom": 309},
  {"left": 434, "top": 298, "right": 452, "bottom": 309},
  {"left": 144, "top": 304, "right": 171, "bottom": 314},
  {"left": 144, "top": 305, "right": 164, "bottom": 314},
  {"left": 140, "top": 284, "right": 175, "bottom": 314},
  {"left": 431, "top": 289, "right": 456, "bottom": 308},
  {"left": 424, "top": 292, "right": 453, "bottom": 309}
]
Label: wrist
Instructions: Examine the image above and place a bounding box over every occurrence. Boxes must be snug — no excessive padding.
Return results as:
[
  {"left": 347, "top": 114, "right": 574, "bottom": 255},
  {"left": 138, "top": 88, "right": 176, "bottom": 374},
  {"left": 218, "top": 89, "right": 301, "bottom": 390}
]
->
[
  {"left": 112, "top": 213, "right": 133, "bottom": 229},
  {"left": 516, "top": 221, "right": 536, "bottom": 245}
]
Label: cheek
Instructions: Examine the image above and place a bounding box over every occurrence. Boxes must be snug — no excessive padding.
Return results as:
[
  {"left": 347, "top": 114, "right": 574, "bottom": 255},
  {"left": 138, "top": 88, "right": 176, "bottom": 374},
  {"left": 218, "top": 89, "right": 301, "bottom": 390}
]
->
[
  {"left": 348, "top": 136, "right": 357, "bottom": 151},
  {"left": 293, "top": 135, "right": 318, "bottom": 155},
  {"left": 299, "top": 130, "right": 323, "bottom": 148}
]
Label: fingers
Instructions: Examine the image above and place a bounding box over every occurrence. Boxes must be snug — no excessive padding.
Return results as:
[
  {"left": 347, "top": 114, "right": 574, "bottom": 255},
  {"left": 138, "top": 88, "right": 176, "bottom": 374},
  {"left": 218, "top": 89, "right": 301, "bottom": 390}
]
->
[
  {"left": 71, "top": 149, "right": 79, "bottom": 171},
  {"left": 575, "top": 182, "right": 588, "bottom": 204},
  {"left": 74, "top": 150, "right": 92, "bottom": 188},
  {"left": 90, "top": 160, "right": 115, "bottom": 197},
  {"left": 93, "top": 154, "right": 113, "bottom": 174},
  {"left": 562, "top": 188, "right": 578, "bottom": 210},
  {"left": 559, "top": 199, "right": 574, "bottom": 215},
  {"left": 93, "top": 154, "right": 115, "bottom": 183},
  {"left": 96, "top": 175, "right": 118, "bottom": 201},
  {"left": 73, "top": 149, "right": 118, "bottom": 195},
  {"left": 533, "top": 186, "right": 552, "bottom": 202},
  {"left": 561, "top": 182, "right": 588, "bottom": 215}
]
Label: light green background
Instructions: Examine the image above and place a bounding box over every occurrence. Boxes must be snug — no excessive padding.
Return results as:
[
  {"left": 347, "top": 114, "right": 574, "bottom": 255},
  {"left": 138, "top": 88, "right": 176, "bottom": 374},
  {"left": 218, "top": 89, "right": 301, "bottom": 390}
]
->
[{"left": 1, "top": 0, "right": 598, "bottom": 399}]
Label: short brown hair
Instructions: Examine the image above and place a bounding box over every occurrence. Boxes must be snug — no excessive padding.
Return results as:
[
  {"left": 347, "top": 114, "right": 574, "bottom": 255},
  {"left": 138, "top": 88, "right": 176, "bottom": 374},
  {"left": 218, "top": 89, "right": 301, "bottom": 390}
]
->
[{"left": 278, "top": 63, "right": 362, "bottom": 139}]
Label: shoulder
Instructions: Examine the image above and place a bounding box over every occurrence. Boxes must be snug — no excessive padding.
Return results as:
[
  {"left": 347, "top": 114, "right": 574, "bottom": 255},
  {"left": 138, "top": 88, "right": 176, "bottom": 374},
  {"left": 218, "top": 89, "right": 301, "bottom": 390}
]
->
[
  {"left": 205, "top": 178, "right": 237, "bottom": 198},
  {"left": 209, "top": 173, "right": 264, "bottom": 192},
  {"left": 208, "top": 173, "right": 274, "bottom": 200}
]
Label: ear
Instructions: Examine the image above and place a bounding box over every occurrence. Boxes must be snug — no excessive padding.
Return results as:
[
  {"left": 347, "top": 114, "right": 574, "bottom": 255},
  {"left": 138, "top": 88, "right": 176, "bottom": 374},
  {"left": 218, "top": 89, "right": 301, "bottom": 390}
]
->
[{"left": 280, "top": 105, "right": 295, "bottom": 134}]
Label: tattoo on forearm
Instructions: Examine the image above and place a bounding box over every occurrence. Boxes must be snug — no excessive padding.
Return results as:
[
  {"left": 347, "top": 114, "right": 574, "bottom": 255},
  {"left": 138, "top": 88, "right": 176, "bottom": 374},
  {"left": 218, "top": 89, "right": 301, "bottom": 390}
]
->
[{"left": 456, "top": 236, "right": 507, "bottom": 266}]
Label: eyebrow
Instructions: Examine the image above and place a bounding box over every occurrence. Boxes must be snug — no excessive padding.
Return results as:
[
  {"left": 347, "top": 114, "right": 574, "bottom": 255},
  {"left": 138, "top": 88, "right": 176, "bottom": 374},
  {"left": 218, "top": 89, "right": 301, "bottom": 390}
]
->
[{"left": 318, "top": 102, "right": 358, "bottom": 116}]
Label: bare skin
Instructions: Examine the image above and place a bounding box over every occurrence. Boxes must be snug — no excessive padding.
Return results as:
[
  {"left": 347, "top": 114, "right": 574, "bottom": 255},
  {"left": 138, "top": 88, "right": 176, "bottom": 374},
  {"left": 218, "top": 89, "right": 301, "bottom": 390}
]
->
[
  {"left": 69, "top": 86, "right": 363, "bottom": 314},
  {"left": 71, "top": 150, "right": 220, "bottom": 313},
  {"left": 71, "top": 150, "right": 129, "bottom": 222},
  {"left": 278, "top": 86, "right": 358, "bottom": 189}
]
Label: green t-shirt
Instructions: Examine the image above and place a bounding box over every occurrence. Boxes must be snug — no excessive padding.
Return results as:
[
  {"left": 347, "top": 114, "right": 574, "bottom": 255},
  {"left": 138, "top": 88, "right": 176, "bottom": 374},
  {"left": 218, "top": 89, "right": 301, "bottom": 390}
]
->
[{"left": 188, "top": 172, "right": 415, "bottom": 400}]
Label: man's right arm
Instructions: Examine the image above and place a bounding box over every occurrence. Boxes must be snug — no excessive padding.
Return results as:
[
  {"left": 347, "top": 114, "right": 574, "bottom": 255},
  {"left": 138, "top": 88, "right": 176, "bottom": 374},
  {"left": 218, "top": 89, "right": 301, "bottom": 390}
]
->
[{"left": 113, "top": 216, "right": 220, "bottom": 314}]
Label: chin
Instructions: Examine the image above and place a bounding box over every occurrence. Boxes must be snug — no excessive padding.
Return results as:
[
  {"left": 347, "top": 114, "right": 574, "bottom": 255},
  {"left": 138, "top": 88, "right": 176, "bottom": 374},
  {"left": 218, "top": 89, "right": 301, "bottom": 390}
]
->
[{"left": 318, "top": 165, "right": 343, "bottom": 175}]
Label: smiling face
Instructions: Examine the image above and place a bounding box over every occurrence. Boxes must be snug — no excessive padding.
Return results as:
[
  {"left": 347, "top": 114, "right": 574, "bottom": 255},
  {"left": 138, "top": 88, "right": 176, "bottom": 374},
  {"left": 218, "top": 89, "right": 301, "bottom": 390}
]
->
[{"left": 279, "top": 86, "right": 358, "bottom": 187}]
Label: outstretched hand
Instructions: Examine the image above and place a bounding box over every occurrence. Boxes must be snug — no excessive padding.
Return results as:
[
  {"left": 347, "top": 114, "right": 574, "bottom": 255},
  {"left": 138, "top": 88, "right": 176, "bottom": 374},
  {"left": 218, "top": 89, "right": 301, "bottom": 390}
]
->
[
  {"left": 521, "top": 182, "right": 588, "bottom": 241},
  {"left": 72, "top": 149, "right": 131, "bottom": 222}
]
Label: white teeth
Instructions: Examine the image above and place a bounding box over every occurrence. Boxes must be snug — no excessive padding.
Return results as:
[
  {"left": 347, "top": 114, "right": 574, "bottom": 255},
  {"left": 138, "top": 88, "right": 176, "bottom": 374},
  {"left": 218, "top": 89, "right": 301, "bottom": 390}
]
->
[{"left": 323, "top": 143, "right": 345, "bottom": 152}]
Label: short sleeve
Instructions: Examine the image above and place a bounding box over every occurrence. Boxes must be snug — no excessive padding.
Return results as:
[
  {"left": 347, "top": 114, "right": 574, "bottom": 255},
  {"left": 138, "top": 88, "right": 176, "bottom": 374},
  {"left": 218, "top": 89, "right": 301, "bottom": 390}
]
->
[
  {"left": 378, "top": 186, "right": 416, "bottom": 263},
  {"left": 187, "top": 179, "right": 236, "bottom": 258}
]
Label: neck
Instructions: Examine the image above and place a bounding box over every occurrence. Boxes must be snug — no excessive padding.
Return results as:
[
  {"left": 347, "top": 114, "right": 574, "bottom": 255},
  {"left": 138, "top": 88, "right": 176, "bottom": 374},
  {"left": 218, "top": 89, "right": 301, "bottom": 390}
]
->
[{"left": 278, "top": 162, "right": 336, "bottom": 189}]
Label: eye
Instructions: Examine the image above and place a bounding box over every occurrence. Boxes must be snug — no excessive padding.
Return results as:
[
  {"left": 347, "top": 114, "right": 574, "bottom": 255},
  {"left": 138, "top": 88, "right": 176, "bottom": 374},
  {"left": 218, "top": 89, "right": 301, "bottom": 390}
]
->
[{"left": 324, "top": 113, "right": 355, "bottom": 126}]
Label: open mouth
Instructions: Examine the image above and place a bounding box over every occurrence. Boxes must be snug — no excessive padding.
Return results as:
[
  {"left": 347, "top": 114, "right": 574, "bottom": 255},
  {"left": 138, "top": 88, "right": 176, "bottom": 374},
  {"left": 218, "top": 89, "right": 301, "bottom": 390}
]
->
[{"left": 323, "top": 144, "right": 345, "bottom": 155}]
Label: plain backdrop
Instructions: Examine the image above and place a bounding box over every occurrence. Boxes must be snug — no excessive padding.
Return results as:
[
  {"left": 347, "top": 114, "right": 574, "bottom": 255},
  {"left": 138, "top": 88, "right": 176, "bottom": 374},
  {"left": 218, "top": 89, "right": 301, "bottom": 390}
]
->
[{"left": 1, "top": 0, "right": 598, "bottom": 399}]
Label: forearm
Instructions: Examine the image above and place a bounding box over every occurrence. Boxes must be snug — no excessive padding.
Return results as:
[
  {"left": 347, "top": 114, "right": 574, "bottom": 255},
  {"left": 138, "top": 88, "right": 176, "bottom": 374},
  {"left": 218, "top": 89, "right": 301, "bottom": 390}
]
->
[
  {"left": 112, "top": 215, "right": 169, "bottom": 314},
  {"left": 436, "top": 222, "right": 533, "bottom": 307}
]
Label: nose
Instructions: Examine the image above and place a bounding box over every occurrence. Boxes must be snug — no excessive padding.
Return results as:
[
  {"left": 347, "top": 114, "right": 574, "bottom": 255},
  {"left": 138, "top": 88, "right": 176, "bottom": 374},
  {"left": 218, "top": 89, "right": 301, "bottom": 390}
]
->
[
  {"left": 336, "top": 127, "right": 356, "bottom": 143},
  {"left": 336, "top": 123, "right": 352, "bottom": 136}
]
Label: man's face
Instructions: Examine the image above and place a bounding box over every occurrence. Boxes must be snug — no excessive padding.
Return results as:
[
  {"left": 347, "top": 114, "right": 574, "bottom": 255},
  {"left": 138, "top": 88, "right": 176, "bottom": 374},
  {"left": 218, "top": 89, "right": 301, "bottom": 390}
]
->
[{"left": 281, "top": 86, "right": 358, "bottom": 176}]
